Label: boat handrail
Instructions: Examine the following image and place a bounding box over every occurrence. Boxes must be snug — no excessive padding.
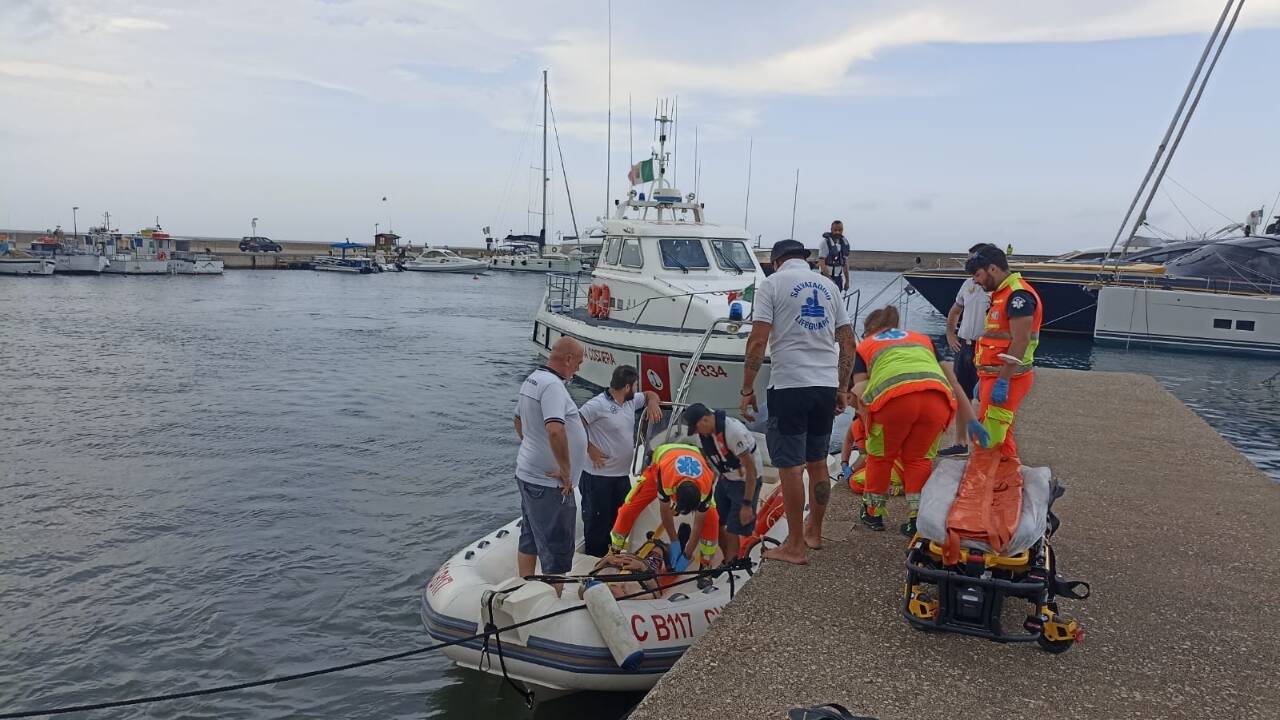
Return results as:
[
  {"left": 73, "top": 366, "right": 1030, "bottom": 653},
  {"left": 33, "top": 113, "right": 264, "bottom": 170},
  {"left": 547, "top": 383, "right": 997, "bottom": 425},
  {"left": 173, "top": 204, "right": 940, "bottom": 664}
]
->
[
  {"left": 628, "top": 316, "right": 756, "bottom": 475},
  {"left": 545, "top": 273, "right": 756, "bottom": 335}
]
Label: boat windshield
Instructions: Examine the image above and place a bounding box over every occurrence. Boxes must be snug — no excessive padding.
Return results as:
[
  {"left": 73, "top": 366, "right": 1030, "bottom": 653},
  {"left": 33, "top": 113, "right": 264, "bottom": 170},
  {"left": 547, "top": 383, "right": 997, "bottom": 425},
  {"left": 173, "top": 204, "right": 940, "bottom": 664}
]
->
[
  {"left": 660, "top": 238, "right": 709, "bottom": 270},
  {"left": 710, "top": 239, "right": 753, "bottom": 273}
]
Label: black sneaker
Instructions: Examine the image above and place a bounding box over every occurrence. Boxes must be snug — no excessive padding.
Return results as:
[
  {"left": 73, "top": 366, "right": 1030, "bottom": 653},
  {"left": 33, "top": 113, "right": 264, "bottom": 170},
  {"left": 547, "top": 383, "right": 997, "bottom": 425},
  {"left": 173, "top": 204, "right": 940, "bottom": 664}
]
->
[
  {"left": 859, "top": 506, "right": 885, "bottom": 531},
  {"left": 937, "top": 444, "right": 969, "bottom": 457},
  {"left": 899, "top": 518, "right": 917, "bottom": 537}
]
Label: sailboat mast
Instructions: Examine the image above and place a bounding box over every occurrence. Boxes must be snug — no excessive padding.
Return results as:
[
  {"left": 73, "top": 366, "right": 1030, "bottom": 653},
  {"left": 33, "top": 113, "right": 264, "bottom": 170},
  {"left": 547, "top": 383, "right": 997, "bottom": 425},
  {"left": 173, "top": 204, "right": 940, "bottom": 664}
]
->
[{"left": 541, "top": 69, "right": 549, "bottom": 251}]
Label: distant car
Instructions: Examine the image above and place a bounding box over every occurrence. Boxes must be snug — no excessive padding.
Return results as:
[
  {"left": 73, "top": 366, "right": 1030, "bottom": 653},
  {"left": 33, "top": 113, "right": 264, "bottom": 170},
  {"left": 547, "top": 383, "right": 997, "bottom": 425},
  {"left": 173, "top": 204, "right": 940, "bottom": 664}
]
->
[{"left": 240, "top": 236, "right": 282, "bottom": 252}]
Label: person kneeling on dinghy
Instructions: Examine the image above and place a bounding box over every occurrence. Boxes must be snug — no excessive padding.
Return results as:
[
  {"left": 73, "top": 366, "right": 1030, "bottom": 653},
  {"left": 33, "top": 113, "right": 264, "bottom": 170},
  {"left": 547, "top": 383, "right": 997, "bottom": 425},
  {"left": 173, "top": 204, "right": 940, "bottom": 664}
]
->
[
  {"left": 609, "top": 443, "right": 720, "bottom": 570},
  {"left": 682, "top": 403, "right": 763, "bottom": 562}
]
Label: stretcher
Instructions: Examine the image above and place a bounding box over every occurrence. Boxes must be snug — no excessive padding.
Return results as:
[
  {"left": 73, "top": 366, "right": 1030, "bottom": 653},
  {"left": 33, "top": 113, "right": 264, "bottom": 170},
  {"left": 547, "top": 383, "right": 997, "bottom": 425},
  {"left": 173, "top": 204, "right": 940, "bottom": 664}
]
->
[{"left": 903, "top": 458, "right": 1090, "bottom": 653}]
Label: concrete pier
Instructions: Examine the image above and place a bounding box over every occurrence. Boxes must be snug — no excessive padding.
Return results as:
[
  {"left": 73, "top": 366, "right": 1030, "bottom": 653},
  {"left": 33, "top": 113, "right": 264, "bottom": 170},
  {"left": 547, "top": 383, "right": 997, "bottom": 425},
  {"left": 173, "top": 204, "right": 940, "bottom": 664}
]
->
[{"left": 630, "top": 368, "right": 1280, "bottom": 720}]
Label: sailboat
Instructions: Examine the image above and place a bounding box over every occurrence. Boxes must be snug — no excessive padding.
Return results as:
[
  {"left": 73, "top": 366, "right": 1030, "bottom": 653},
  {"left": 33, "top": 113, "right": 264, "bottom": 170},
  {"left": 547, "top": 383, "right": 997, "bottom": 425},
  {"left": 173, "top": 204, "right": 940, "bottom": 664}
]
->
[{"left": 488, "top": 71, "right": 584, "bottom": 275}]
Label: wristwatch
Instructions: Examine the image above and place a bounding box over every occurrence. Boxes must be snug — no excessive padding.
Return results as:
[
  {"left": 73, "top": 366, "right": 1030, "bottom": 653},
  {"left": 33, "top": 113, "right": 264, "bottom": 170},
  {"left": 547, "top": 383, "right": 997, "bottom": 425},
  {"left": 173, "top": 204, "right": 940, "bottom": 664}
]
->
[{"left": 740, "top": 388, "right": 754, "bottom": 396}]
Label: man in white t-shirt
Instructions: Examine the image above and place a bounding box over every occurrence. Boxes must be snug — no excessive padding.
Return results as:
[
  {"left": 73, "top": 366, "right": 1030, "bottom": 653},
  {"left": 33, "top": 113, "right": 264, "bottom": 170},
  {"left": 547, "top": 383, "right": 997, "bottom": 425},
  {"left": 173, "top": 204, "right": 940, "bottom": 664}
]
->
[
  {"left": 939, "top": 243, "right": 994, "bottom": 456},
  {"left": 578, "top": 365, "right": 663, "bottom": 557},
  {"left": 514, "top": 337, "right": 587, "bottom": 581},
  {"left": 741, "top": 239, "right": 856, "bottom": 566},
  {"left": 682, "top": 403, "right": 765, "bottom": 562}
]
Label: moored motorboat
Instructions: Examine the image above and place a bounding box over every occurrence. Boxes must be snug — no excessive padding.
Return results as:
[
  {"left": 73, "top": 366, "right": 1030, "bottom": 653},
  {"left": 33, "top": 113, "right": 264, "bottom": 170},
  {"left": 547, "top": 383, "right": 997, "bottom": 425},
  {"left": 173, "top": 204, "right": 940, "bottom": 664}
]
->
[
  {"left": 0, "top": 252, "right": 56, "bottom": 275},
  {"left": 401, "top": 247, "right": 487, "bottom": 273},
  {"left": 313, "top": 242, "right": 376, "bottom": 273},
  {"left": 171, "top": 251, "right": 225, "bottom": 275}
]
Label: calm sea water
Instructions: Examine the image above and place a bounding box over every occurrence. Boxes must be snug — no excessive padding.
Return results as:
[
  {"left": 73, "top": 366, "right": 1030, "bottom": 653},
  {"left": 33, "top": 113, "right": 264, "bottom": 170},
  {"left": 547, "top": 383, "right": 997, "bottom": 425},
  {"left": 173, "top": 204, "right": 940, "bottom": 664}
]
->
[{"left": 1, "top": 269, "right": 1275, "bottom": 719}]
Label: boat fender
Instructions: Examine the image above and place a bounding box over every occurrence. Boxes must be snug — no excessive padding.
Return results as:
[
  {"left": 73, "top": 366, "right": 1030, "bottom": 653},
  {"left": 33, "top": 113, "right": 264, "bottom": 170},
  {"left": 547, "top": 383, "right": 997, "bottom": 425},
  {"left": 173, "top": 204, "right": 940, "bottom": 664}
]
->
[
  {"left": 582, "top": 581, "right": 644, "bottom": 670},
  {"left": 158, "top": 251, "right": 166, "bottom": 260}
]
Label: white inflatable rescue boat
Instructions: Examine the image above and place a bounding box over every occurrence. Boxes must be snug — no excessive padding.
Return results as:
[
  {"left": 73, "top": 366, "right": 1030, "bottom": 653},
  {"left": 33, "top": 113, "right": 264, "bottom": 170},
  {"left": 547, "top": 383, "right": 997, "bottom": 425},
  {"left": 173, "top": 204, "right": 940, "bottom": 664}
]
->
[{"left": 420, "top": 436, "right": 840, "bottom": 693}]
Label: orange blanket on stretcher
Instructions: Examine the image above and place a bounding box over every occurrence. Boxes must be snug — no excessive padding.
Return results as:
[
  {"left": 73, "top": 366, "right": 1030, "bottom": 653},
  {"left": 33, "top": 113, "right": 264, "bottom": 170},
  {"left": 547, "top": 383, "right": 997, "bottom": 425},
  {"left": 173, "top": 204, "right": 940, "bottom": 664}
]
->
[{"left": 942, "top": 447, "right": 1024, "bottom": 565}]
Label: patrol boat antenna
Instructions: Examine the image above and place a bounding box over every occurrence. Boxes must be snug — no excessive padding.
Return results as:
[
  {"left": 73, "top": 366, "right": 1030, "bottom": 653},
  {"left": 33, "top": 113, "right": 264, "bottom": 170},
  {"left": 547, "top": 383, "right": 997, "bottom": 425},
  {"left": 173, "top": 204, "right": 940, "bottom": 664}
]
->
[{"left": 615, "top": 99, "right": 703, "bottom": 224}]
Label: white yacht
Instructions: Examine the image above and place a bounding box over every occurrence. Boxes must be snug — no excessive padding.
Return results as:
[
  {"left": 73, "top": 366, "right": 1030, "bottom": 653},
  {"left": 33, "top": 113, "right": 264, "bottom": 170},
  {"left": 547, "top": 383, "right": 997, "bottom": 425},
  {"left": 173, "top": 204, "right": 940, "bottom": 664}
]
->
[
  {"left": 1094, "top": 235, "right": 1280, "bottom": 356},
  {"left": 533, "top": 109, "right": 770, "bottom": 409},
  {"left": 489, "top": 239, "right": 584, "bottom": 274},
  {"left": 401, "top": 247, "right": 487, "bottom": 273}
]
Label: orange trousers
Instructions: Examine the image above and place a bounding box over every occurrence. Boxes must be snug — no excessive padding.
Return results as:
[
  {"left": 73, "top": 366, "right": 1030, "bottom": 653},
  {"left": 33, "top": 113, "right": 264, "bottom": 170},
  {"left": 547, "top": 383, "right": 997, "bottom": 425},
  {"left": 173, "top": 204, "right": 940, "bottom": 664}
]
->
[
  {"left": 977, "top": 372, "right": 1034, "bottom": 460},
  {"left": 865, "top": 390, "right": 952, "bottom": 496},
  {"left": 610, "top": 475, "right": 720, "bottom": 559}
]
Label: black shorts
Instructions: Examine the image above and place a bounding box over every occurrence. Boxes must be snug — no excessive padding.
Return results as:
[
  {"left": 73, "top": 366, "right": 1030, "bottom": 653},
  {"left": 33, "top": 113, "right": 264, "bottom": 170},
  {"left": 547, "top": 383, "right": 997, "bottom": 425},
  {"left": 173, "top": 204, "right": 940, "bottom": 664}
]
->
[
  {"left": 765, "top": 386, "right": 837, "bottom": 468},
  {"left": 953, "top": 341, "right": 978, "bottom": 400}
]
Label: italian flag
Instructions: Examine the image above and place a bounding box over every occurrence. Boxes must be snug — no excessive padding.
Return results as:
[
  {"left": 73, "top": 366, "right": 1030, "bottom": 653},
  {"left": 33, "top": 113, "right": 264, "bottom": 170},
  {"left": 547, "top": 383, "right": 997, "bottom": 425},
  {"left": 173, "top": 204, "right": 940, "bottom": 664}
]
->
[{"left": 628, "top": 159, "right": 654, "bottom": 186}]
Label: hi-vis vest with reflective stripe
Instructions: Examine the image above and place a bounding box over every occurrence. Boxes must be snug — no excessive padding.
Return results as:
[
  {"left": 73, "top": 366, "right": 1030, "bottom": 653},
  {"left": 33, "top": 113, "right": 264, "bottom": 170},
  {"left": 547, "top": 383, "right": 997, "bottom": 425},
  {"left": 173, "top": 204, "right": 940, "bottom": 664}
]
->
[
  {"left": 648, "top": 443, "right": 715, "bottom": 506},
  {"left": 975, "top": 272, "right": 1043, "bottom": 376},
  {"left": 856, "top": 329, "right": 955, "bottom": 413}
]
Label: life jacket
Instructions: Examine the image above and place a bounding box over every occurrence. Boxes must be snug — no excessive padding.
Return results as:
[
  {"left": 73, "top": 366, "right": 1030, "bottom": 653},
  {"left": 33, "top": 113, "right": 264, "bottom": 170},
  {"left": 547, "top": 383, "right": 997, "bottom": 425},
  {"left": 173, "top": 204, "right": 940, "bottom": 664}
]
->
[
  {"left": 697, "top": 411, "right": 753, "bottom": 478},
  {"left": 823, "top": 234, "right": 848, "bottom": 269},
  {"left": 975, "top": 272, "right": 1043, "bottom": 376},
  {"left": 855, "top": 329, "right": 956, "bottom": 413},
  {"left": 647, "top": 443, "right": 715, "bottom": 511}
]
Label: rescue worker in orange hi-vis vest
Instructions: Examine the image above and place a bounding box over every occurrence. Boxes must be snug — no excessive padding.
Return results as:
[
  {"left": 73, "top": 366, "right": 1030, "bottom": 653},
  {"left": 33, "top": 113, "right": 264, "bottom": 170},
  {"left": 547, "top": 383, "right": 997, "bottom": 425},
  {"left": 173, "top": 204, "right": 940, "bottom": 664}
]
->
[
  {"left": 849, "top": 305, "right": 987, "bottom": 536},
  {"left": 609, "top": 443, "right": 719, "bottom": 570},
  {"left": 963, "top": 245, "right": 1043, "bottom": 462}
]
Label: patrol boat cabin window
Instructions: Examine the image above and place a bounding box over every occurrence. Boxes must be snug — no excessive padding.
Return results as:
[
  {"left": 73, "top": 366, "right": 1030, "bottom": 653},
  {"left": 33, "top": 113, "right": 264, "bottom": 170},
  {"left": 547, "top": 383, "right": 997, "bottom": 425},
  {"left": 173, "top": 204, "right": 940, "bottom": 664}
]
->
[
  {"left": 619, "top": 237, "right": 644, "bottom": 268},
  {"left": 710, "top": 239, "right": 753, "bottom": 274},
  {"left": 660, "top": 238, "right": 709, "bottom": 271},
  {"left": 604, "top": 237, "right": 623, "bottom": 266}
]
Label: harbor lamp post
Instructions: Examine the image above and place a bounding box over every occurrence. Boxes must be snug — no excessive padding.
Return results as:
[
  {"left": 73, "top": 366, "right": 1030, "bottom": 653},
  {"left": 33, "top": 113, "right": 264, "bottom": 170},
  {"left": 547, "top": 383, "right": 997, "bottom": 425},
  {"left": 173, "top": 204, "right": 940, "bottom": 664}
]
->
[
  {"left": 72, "top": 206, "right": 79, "bottom": 235},
  {"left": 375, "top": 222, "right": 380, "bottom": 237},
  {"left": 251, "top": 217, "right": 258, "bottom": 237}
]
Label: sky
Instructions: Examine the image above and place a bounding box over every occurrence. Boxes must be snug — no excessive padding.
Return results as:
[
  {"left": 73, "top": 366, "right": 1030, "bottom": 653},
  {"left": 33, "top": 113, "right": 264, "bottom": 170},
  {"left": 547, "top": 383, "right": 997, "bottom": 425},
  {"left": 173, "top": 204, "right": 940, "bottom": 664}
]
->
[{"left": 2, "top": 0, "right": 1279, "bottom": 253}]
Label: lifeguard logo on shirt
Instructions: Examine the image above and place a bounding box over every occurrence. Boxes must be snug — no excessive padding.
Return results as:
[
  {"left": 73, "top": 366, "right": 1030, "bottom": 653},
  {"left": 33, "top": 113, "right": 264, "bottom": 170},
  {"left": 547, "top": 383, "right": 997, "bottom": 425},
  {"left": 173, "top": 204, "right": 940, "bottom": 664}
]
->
[
  {"left": 675, "top": 455, "right": 705, "bottom": 478},
  {"left": 874, "top": 329, "right": 908, "bottom": 341},
  {"left": 789, "top": 282, "right": 833, "bottom": 331}
]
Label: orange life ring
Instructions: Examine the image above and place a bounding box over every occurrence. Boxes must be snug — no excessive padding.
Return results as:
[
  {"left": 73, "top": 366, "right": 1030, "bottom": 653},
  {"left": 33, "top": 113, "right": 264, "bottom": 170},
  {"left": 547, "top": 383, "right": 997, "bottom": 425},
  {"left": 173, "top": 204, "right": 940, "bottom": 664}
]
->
[
  {"left": 587, "top": 285, "right": 601, "bottom": 317},
  {"left": 596, "top": 284, "right": 611, "bottom": 319},
  {"left": 157, "top": 251, "right": 166, "bottom": 260}
]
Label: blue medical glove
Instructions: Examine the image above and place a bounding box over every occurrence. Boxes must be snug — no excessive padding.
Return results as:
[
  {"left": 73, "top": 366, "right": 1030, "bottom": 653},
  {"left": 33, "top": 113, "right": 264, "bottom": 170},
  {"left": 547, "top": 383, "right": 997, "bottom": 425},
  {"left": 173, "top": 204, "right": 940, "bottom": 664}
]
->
[
  {"left": 991, "top": 377, "right": 1010, "bottom": 405},
  {"left": 669, "top": 541, "right": 690, "bottom": 572},
  {"left": 839, "top": 462, "right": 853, "bottom": 482},
  {"left": 967, "top": 419, "right": 990, "bottom": 448}
]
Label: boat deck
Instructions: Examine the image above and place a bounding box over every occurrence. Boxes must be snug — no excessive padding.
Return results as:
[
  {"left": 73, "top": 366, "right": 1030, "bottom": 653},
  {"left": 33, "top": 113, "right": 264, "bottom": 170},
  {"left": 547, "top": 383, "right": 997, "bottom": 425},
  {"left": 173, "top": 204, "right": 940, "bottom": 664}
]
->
[{"left": 630, "top": 368, "right": 1280, "bottom": 720}]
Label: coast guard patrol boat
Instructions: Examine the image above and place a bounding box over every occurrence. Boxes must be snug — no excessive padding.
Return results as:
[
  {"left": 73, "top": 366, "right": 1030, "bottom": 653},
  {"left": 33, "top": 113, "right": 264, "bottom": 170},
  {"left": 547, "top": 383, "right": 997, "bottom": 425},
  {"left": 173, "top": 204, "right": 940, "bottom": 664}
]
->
[{"left": 533, "top": 108, "right": 768, "bottom": 409}]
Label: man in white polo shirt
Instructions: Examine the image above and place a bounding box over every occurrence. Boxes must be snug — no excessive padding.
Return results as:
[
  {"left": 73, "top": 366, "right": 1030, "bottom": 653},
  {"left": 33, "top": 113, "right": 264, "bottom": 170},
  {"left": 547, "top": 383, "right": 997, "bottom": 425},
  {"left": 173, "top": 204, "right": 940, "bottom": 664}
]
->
[
  {"left": 939, "top": 243, "right": 994, "bottom": 456},
  {"left": 741, "top": 239, "right": 856, "bottom": 566},
  {"left": 514, "top": 337, "right": 587, "bottom": 581},
  {"left": 578, "top": 365, "right": 663, "bottom": 557}
]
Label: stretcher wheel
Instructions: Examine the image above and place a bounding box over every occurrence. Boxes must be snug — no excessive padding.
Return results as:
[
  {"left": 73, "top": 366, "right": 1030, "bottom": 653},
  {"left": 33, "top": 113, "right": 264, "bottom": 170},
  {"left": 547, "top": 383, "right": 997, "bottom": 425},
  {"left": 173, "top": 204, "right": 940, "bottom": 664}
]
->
[{"left": 1036, "top": 635, "right": 1074, "bottom": 654}]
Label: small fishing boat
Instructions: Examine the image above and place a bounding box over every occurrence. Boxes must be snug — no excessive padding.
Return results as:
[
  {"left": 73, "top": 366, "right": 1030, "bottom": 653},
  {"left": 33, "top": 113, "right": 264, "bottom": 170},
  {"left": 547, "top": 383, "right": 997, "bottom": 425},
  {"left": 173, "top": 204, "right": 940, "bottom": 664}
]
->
[
  {"left": 171, "top": 251, "right": 225, "bottom": 275},
  {"left": 313, "top": 242, "right": 375, "bottom": 273},
  {"left": 402, "top": 247, "right": 488, "bottom": 273},
  {"left": 0, "top": 251, "right": 55, "bottom": 275}
]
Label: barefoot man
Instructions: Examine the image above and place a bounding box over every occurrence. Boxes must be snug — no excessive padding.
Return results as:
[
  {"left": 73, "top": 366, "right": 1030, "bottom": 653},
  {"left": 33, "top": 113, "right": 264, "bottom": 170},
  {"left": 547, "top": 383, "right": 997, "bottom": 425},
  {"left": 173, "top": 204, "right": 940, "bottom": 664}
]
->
[{"left": 741, "top": 239, "right": 855, "bottom": 565}]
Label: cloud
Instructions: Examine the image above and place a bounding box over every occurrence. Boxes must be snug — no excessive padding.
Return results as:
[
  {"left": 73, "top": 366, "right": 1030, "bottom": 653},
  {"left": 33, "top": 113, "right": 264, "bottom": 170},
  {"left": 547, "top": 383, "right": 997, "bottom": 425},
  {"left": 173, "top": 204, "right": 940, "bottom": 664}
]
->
[
  {"left": 0, "top": 60, "right": 137, "bottom": 88},
  {"left": 103, "top": 17, "right": 169, "bottom": 33}
]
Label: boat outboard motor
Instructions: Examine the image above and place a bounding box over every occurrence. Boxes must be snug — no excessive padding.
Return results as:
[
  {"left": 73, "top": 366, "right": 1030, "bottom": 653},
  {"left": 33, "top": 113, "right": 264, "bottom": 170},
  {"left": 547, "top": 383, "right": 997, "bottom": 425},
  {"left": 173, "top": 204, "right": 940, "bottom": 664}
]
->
[{"left": 582, "top": 581, "right": 644, "bottom": 669}]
